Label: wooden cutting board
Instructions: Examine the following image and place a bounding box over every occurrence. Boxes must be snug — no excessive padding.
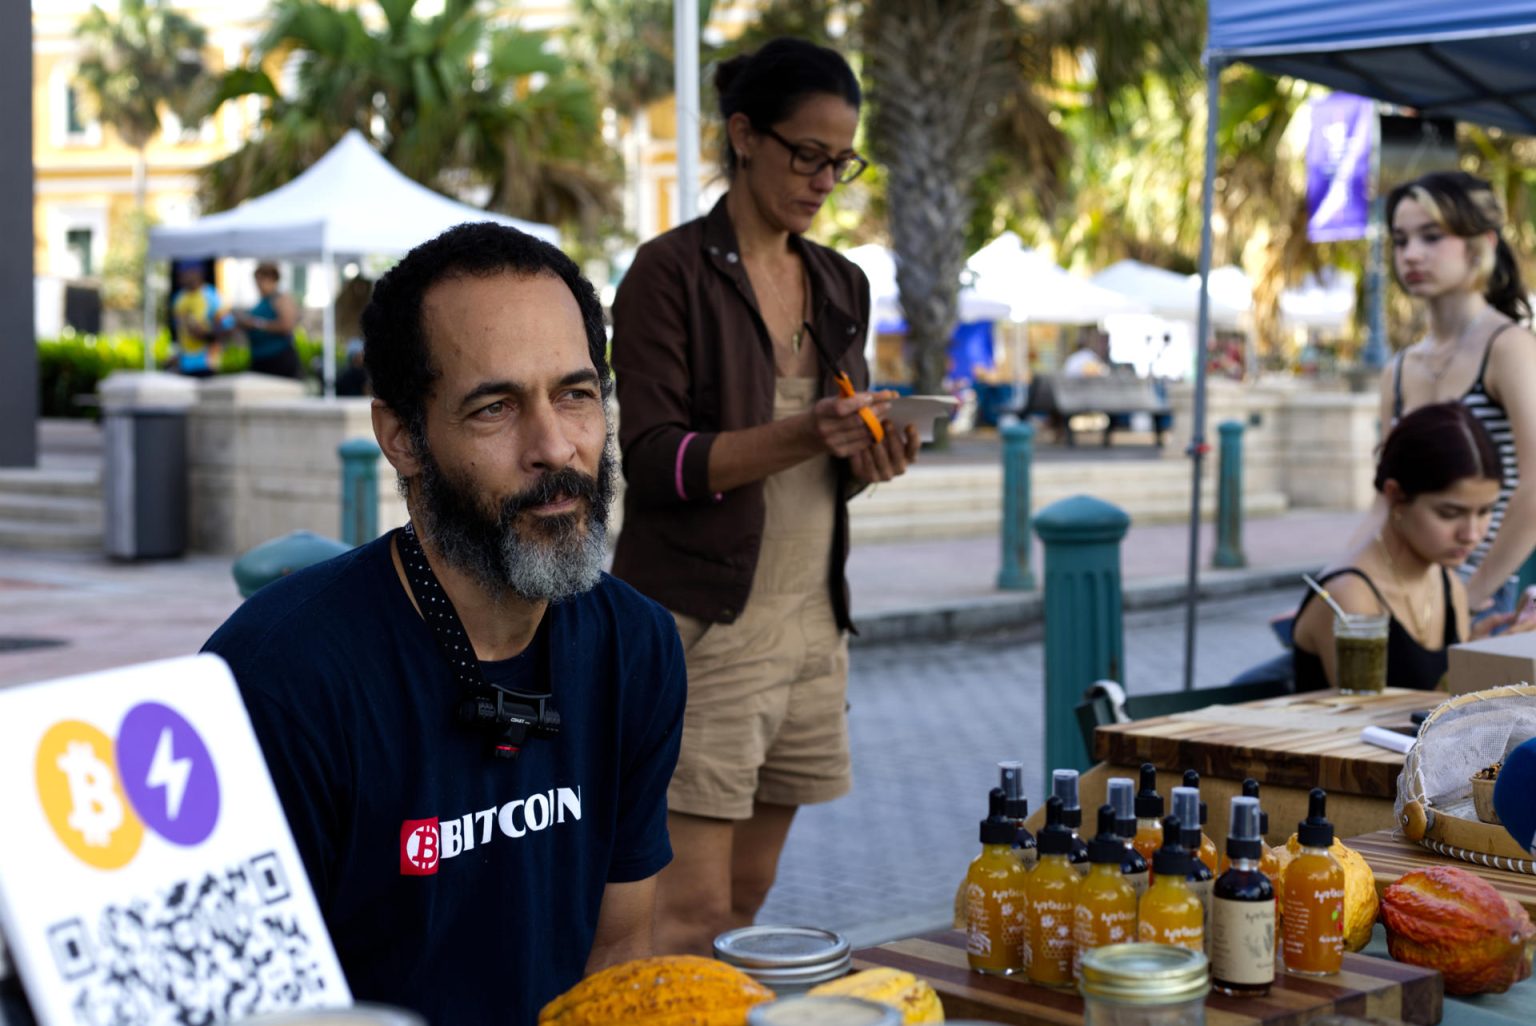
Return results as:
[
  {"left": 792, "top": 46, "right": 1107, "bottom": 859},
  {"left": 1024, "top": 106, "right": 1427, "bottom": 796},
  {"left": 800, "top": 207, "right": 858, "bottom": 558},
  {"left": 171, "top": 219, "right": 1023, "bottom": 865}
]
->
[
  {"left": 853, "top": 930, "right": 1443, "bottom": 1026},
  {"left": 1348, "top": 829, "right": 1536, "bottom": 917},
  {"left": 1094, "top": 690, "right": 1429, "bottom": 798}
]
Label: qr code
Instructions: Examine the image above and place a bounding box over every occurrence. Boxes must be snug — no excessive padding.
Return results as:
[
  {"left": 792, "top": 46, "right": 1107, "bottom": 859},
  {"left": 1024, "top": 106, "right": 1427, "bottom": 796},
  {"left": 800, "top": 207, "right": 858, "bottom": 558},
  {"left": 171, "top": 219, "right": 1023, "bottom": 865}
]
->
[{"left": 52, "top": 851, "right": 334, "bottom": 1026}]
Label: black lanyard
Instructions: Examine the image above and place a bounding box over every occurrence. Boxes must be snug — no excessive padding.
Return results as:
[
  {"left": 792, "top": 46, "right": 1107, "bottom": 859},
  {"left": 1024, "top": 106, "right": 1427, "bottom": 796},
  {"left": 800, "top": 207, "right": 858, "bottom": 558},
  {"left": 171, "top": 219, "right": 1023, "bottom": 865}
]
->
[{"left": 396, "top": 522, "right": 561, "bottom": 760}]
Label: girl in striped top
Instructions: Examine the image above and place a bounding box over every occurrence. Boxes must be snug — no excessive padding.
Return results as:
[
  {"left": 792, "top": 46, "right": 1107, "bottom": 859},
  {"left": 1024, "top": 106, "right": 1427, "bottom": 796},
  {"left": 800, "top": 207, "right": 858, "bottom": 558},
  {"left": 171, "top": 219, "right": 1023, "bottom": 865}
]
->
[{"left": 1380, "top": 171, "right": 1536, "bottom": 614}]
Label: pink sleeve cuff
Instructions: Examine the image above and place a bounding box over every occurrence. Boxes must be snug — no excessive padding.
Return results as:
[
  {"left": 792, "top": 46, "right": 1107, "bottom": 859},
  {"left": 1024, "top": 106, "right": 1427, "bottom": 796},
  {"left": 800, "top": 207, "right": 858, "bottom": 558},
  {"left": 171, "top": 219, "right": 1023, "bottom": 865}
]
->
[{"left": 675, "top": 432, "right": 697, "bottom": 500}]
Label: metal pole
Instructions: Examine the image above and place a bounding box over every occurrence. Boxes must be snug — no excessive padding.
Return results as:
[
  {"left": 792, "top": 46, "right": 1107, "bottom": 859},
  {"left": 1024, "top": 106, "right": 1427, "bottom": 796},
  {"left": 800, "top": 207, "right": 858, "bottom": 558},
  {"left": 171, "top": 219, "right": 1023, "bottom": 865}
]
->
[
  {"left": 0, "top": 0, "right": 36, "bottom": 466},
  {"left": 996, "top": 420, "right": 1036, "bottom": 590},
  {"left": 142, "top": 265, "right": 156, "bottom": 371},
  {"left": 1183, "top": 58, "right": 1224, "bottom": 692},
  {"left": 1213, "top": 420, "right": 1246, "bottom": 569},
  {"left": 674, "top": 0, "right": 700, "bottom": 224},
  {"left": 322, "top": 254, "right": 336, "bottom": 397},
  {"left": 1361, "top": 103, "right": 1388, "bottom": 371}
]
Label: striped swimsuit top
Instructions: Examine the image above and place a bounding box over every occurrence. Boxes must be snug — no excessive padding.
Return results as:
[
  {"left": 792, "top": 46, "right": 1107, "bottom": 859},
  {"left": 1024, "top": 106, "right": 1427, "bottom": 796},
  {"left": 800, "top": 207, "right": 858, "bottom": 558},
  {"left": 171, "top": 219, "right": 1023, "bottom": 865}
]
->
[{"left": 1393, "top": 322, "right": 1518, "bottom": 576}]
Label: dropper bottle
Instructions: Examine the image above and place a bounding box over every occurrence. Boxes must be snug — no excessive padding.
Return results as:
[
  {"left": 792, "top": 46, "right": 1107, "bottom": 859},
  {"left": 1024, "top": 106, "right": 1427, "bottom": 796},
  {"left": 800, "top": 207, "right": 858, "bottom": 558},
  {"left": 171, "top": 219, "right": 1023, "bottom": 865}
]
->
[
  {"left": 1173, "top": 786, "right": 1215, "bottom": 951},
  {"left": 1183, "top": 769, "right": 1220, "bottom": 874},
  {"left": 1000, "top": 760, "right": 1037, "bottom": 870},
  {"left": 1052, "top": 768, "right": 1091, "bottom": 875},
  {"left": 1221, "top": 778, "right": 1279, "bottom": 881},
  {"left": 964, "top": 787, "right": 1029, "bottom": 975},
  {"left": 1026, "top": 796, "right": 1080, "bottom": 988},
  {"left": 1137, "top": 814, "right": 1204, "bottom": 952},
  {"left": 1133, "top": 762, "right": 1165, "bottom": 878},
  {"left": 1212, "top": 796, "right": 1276, "bottom": 996},
  {"left": 1281, "top": 788, "right": 1344, "bottom": 976},
  {"left": 1107, "top": 777, "right": 1149, "bottom": 898},
  {"left": 1073, "top": 804, "right": 1140, "bottom": 975}
]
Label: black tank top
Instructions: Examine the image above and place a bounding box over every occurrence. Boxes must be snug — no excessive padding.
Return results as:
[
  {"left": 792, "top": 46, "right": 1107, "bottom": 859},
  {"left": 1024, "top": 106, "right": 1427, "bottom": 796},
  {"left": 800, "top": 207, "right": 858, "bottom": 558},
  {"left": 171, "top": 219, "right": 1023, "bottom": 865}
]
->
[{"left": 1292, "top": 567, "right": 1458, "bottom": 692}]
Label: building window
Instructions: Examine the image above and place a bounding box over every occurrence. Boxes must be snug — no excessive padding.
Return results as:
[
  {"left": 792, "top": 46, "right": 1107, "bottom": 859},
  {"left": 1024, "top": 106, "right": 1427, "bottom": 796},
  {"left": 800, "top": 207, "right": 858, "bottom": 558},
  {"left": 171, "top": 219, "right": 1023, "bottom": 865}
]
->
[
  {"left": 65, "top": 229, "right": 95, "bottom": 277},
  {"left": 65, "top": 85, "right": 88, "bottom": 136}
]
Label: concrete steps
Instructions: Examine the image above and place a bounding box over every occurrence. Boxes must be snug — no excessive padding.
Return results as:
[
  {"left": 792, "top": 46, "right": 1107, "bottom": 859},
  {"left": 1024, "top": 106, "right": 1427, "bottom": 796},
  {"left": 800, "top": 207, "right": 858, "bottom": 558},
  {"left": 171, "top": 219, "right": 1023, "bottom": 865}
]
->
[
  {"left": 849, "top": 458, "right": 1286, "bottom": 543},
  {"left": 0, "top": 467, "right": 103, "bottom": 552}
]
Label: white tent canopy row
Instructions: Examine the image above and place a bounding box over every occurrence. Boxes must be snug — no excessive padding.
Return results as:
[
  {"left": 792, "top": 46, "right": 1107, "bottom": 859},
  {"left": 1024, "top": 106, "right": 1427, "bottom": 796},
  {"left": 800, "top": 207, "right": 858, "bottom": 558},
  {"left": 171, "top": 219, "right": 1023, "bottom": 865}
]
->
[{"left": 146, "top": 130, "right": 559, "bottom": 395}]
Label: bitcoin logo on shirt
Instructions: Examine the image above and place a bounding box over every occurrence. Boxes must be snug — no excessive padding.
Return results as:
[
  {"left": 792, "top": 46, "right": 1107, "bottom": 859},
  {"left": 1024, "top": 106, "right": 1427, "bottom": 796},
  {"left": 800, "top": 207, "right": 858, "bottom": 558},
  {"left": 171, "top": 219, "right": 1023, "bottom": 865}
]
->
[{"left": 35, "top": 721, "right": 144, "bottom": 869}]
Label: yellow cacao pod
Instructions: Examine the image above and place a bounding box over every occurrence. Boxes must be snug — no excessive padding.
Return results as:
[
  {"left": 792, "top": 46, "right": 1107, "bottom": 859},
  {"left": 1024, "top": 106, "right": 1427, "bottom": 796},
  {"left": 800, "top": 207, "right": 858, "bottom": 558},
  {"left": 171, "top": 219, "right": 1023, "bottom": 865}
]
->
[{"left": 809, "top": 968, "right": 945, "bottom": 1023}]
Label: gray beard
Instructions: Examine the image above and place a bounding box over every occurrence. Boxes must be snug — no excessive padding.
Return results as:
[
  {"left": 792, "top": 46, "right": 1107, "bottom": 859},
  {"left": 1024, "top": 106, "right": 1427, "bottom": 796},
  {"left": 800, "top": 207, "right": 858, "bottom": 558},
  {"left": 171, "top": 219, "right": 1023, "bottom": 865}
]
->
[{"left": 411, "top": 434, "right": 615, "bottom": 603}]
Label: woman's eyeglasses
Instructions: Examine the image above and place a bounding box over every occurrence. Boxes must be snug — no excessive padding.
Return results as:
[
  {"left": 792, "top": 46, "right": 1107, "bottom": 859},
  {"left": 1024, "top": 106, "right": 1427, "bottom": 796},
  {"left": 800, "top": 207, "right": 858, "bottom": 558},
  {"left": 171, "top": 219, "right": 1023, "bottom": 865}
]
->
[{"left": 762, "top": 127, "right": 869, "bottom": 184}]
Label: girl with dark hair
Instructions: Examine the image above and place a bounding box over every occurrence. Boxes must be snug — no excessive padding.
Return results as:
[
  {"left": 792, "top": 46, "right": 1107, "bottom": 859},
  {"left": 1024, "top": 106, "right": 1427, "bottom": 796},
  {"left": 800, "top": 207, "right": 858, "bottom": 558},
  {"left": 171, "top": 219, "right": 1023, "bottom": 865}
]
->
[
  {"left": 1381, "top": 170, "right": 1536, "bottom": 614},
  {"left": 610, "top": 37, "right": 920, "bottom": 954},
  {"left": 1293, "top": 403, "right": 1525, "bottom": 691}
]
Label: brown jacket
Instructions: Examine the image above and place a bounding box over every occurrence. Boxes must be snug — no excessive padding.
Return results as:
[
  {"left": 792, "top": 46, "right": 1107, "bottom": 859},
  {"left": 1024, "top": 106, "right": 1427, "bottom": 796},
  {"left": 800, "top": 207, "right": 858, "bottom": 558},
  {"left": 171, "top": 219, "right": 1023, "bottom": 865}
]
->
[{"left": 610, "top": 197, "right": 871, "bottom": 629}]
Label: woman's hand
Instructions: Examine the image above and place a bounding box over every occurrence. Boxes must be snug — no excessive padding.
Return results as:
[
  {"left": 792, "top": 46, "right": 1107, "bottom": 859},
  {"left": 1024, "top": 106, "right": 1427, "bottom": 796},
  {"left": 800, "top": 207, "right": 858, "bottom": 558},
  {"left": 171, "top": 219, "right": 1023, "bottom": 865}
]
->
[
  {"left": 809, "top": 394, "right": 890, "bottom": 458},
  {"left": 851, "top": 422, "right": 921, "bottom": 483}
]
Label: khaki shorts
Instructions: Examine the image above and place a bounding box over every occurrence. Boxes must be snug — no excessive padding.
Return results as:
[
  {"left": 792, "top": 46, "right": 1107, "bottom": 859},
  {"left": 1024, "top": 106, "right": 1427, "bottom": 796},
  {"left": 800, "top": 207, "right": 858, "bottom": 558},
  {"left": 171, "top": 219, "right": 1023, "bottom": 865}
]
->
[{"left": 667, "top": 600, "right": 851, "bottom": 820}]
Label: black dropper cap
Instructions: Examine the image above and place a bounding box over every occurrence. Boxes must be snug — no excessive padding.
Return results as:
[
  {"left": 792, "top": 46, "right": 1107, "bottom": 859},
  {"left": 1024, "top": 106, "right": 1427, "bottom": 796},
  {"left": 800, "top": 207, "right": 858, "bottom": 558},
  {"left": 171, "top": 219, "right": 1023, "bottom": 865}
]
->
[
  {"left": 1296, "top": 788, "right": 1334, "bottom": 848},
  {"left": 1152, "top": 814, "right": 1191, "bottom": 877},
  {"left": 1242, "top": 778, "right": 1270, "bottom": 837},
  {"left": 980, "top": 787, "right": 1015, "bottom": 845},
  {"left": 1089, "top": 804, "right": 1125, "bottom": 864},
  {"left": 1226, "top": 796, "right": 1264, "bottom": 861},
  {"left": 1183, "top": 769, "right": 1209, "bottom": 827},
  {"left": 1038, "top": 795, "right": 1074, "bottom": 856},
  {"left": 1135, "top": 762, "right": 1164, "bottom": 819}
]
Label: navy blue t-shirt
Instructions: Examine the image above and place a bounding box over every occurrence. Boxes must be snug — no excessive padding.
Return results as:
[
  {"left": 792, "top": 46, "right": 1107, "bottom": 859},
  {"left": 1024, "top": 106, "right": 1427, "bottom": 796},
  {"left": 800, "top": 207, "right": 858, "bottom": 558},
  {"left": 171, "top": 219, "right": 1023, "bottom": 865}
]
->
[{"left": 202, "top": 532, "right": 685, "bottom": 1026}]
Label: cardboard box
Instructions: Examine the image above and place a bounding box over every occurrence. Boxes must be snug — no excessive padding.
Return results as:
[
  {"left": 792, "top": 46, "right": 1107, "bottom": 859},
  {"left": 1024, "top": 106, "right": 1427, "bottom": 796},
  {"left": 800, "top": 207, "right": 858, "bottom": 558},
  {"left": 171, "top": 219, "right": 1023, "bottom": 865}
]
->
[{"left": 1447, "top": 632, "right": 1536, "bottom": 695}]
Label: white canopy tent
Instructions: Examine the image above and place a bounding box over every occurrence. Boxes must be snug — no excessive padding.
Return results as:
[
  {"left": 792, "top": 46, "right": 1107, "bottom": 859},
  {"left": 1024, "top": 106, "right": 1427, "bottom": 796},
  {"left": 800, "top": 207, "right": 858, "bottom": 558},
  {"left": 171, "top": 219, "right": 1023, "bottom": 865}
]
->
[
  {"left": 844, "top": 243, "right": 1012, "bottom": 330},
  {"left": 146, "top": 130, "right": 559, "bottom": 395},
  {"left": 1280, "top": 268, "right": 1358, "bottom": 332},
  {"left": 1091, "top": 260, "right": 1197, "bottom": 321}
]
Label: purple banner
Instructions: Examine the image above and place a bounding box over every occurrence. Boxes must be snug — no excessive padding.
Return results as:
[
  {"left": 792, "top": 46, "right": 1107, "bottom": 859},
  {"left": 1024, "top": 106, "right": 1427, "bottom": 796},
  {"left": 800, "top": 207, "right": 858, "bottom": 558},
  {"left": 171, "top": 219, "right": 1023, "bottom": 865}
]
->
[{"left": 1306, "top": 93, "right": 1374, "bottom": 243}]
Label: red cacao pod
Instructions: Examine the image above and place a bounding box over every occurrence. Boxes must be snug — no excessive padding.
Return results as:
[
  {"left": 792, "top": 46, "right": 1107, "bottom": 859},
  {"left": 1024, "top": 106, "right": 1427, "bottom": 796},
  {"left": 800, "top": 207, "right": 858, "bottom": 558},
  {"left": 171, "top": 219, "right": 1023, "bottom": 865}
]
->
[{"left": 1380, "top": 865, "right": 1536, "bottom": 995}]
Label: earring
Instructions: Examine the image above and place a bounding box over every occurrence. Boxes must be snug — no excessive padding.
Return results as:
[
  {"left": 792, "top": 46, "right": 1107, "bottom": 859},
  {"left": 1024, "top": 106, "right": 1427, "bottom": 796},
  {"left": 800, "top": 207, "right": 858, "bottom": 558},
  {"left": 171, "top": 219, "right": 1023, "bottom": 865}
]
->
[{"left": 739, "top": 153, "right": 752, "bottom": 170}]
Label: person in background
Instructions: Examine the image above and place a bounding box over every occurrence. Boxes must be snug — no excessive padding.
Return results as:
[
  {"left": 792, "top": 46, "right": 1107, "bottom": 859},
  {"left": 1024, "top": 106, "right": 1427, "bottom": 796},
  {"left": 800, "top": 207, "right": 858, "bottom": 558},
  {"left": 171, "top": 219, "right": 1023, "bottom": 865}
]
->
[
  {"left": 1292, "top": 403, "right": 1529, "bottom": 691},
  {"left": 170, "top": 263, "right": 229, "bottom": 377},
  {"left": 335, "top": 337, "right": 370, "bottom": 396},
  {"left": 1062, "top": 327, "right": 1110, "bottom": 378},
  {"left": 236, "top": 261, "right": 302, "bottom": 379},
  {"left": 1380, "top": 170, "right": 1536, "bottom": 615},
  {"left": 609, "top": 37, "right": 919, "bottom": 955}
]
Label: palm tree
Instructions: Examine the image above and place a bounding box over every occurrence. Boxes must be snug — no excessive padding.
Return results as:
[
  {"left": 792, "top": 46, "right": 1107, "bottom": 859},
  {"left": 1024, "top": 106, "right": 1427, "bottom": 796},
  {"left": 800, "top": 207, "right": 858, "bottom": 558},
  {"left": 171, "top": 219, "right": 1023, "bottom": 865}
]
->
[
  {"left": 199, "top": 0, "right": 617, "bottom": 238},
  {"left": 74, "top": 0, "right": 209, "bottom": 217}
]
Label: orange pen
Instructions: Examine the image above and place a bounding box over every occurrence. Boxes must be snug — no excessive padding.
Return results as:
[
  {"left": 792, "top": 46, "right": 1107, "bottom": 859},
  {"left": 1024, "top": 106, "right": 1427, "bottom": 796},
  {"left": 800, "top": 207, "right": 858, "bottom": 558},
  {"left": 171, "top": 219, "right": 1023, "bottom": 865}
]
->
[{"left": 804, "top": 320, "right": 885, "bottom": 444}]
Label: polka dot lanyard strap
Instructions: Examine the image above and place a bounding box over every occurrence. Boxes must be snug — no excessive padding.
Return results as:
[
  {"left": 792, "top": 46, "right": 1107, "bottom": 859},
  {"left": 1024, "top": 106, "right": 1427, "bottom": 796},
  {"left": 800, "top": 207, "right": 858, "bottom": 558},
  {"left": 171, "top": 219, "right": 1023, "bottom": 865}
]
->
[
  {"left": 398, "top": 521, "right": 485, "bottom": 693},
  {"left": 397, "top": 522, "right": 561, "bottom": 759}
]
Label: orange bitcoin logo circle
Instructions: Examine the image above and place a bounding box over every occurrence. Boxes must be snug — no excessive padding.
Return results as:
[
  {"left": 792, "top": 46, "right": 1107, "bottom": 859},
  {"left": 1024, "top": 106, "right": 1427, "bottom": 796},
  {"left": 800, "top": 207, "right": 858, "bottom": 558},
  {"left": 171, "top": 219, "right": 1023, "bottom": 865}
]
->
[{"left": 35, "top": 720, "right": 145, "bottom": 869}]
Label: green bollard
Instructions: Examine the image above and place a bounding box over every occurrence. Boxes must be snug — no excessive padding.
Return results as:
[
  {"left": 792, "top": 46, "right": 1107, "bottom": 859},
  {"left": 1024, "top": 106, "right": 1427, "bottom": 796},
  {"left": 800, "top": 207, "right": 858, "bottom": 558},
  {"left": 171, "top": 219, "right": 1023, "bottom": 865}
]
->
[
  {"left": 231, "top": 530, "right": 351, "bottom": 598},
  {"left": 997, "top": 421, "right": 1037, "bottom": 590},
  {"left": 1034, "top": 495, "right": 1130, "bottom": 773},
  {"left": 1213, "top": 419, "right": 1246, "bottom": 569},
  {"left": 339, "top": 437, "right": 383, "bottom": 547}
]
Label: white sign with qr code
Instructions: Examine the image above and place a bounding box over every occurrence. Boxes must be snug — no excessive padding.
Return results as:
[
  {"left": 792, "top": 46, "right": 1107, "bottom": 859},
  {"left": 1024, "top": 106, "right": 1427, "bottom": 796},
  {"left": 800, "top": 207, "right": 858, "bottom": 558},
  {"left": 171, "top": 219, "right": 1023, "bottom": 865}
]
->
[{"left": 0, "top": 654, "right": 350, "bottom": 1026}]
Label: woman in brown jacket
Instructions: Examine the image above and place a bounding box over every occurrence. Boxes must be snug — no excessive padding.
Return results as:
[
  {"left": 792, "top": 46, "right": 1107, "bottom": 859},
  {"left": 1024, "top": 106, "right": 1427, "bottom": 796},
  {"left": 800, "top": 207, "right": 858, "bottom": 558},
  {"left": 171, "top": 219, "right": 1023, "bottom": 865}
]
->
[{"left": 611, "top": 37, "right": 921, "bottom": 954}]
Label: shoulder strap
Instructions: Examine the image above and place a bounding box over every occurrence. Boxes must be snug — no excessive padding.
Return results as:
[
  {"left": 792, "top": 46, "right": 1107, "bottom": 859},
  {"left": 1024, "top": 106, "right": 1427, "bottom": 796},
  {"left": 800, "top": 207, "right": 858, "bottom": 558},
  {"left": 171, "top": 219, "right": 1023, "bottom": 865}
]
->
[
  {"left": 1392, "top": 353, "right": 1405, "bottom": 422},
  {"left": 1476, "top": 321, "right": 1517, "bottom": 383},
  {"left": 1441, "top": 567, "right": 1458, "bottom": 644},
  {"left": 1312, "top": 567, "right": 1391, "bottom": 617}
]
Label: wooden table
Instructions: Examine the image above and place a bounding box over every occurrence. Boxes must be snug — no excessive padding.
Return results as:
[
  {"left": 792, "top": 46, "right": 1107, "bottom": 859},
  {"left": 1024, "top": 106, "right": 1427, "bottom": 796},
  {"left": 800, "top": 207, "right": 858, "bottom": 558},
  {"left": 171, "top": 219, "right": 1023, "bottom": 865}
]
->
[
  {"left": 854, "top": 930, "right": 1443, "bottom": 1025},
  {"left": 1348, "top": 829, "right": 1536, "bottom": 918},
  {"left": 1081, "top": 689, "right": 1431, "bottom": 843}
]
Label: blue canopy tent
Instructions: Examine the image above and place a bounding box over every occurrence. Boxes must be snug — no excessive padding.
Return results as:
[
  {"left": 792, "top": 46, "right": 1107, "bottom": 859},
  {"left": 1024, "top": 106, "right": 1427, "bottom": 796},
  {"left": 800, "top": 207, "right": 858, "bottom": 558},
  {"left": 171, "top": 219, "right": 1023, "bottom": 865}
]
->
[{"left": 1182, "top": 3, "right": 1536, "bottom": 689}]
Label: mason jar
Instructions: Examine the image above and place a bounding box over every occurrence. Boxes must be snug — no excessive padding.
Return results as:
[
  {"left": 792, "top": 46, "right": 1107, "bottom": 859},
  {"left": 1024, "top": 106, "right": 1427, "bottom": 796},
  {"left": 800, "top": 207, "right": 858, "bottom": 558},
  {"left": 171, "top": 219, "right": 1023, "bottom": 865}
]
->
[
  {"left": 714, "top": 925, "right": 852, "bottom": 996},
  {"left": 746, "top": 995, "right": 901, "bottom": 1026},
  {"left": 1079, "top": 943, "right": 1209, "bottom": 1026}
]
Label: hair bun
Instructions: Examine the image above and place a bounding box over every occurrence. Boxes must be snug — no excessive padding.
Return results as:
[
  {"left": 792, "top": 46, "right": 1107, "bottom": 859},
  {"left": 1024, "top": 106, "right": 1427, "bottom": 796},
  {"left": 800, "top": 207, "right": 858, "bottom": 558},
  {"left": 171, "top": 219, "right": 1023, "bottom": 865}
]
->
[{"left": 713, "top": 52, "right": 750, "bottom": 104}]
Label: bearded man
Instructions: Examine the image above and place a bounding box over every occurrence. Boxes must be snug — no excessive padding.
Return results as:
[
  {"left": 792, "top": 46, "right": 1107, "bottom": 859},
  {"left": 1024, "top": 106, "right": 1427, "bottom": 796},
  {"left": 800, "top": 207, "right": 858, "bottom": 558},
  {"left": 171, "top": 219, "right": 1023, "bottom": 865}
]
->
[{"left": 203, "top": 223, "right": 685, "bottom": 1026}]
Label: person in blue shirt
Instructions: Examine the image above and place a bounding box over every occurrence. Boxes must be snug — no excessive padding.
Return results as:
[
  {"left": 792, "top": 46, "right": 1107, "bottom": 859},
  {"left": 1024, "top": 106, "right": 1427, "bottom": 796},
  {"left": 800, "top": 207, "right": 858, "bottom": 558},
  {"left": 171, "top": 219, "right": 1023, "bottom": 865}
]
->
[
  {"left": 235, "top": 262, "right": 302, "bottom": 379},
  {"left": 203, "top": 223, "right": 685, "bottom": 1026},
  {"left": 170, "top": 263, "right": 231, "bottom": 377}
]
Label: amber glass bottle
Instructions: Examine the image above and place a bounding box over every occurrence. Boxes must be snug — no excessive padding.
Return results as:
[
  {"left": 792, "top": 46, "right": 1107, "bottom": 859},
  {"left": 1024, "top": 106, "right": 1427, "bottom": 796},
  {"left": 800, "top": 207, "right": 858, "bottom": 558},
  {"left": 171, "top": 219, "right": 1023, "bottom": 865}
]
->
[
  {"left": 1281, "top": 789, "right": 1344, "bottom": 976},
  {"left": 1183, "top": 769, "right": 1220, "bottom": 874},
  {"left": 1138, "top": 815, "right": 1204, "bottom": 952},
  {"left": 1133, "top": 763, "right": 1165, "bottom": 881},
  {"left": 1074, "top": 804, "right": 1140, "bottom": 976},
  {"left": 1107, "top": 777, "right": 1149, "bottom": 899},
  {"left": 1052, "top": 768, "right": 1091, "bottom": 875},
  {"left": 965, "top": 788, "right": 1029, "bottom": 975},
  {"left": 1027, "top": 796, "right": 1080, "bottom": 988},
  {"left": 1173, "top": 787, "right": 1214, "bottom": 952},
  {"left": 1212, "top": 796, "right": 1276, "bottom": 997}
]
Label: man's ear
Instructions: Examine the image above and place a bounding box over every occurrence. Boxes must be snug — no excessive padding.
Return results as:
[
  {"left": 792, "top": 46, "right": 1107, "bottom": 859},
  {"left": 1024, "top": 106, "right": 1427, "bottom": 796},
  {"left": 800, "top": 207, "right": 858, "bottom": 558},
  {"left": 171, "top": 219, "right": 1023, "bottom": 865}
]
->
[{"left": 373, "top": 399, "right": 422, "bottom": 480}]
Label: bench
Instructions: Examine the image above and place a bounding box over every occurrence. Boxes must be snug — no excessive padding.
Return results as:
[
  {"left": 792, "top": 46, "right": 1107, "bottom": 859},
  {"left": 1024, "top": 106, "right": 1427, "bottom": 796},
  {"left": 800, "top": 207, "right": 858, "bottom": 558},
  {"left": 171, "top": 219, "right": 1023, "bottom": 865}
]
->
[{"left": 1025, "top": 371, "right": 1172, "bottom": 446}]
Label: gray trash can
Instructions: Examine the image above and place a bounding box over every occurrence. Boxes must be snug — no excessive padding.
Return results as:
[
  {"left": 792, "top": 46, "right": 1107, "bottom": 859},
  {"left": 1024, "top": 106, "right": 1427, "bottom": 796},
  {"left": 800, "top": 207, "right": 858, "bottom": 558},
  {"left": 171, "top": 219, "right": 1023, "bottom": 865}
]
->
[{"left": 99, "top": 371, "right": 199, "bottom": 559}]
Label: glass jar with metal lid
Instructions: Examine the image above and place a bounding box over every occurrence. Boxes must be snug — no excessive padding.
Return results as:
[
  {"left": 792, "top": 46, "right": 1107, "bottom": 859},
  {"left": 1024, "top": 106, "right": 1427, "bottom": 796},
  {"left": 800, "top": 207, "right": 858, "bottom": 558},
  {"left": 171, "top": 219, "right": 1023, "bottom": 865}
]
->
[
  {"left": 746, "top": 995, "right": 901, "bottom": 1026},
  {"left": 714, "top": 925, "right": 852, "bottom": 996},
  {"left": 1079, "top": 943, "right": 1210, "bottom": 1026}
]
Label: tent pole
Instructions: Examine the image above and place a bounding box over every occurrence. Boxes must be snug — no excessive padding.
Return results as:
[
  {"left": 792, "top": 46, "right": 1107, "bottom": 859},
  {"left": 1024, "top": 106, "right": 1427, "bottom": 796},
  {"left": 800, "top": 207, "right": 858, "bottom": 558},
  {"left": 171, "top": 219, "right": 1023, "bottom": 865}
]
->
[
  {"left": 1362, "top": 102, "right": 1388, "bottom": 370},
  {"left": 142, "top": 260, "right": 156, "bottom": 372},
  {"left": 323, "top": 253, "right": 336, "bottom": 398},
  {"left": 674, "top": 0, "right": 699, "bottom": 223},
  {"left": 1183, "top": 57, "right": 1225, "bottom": 692}
]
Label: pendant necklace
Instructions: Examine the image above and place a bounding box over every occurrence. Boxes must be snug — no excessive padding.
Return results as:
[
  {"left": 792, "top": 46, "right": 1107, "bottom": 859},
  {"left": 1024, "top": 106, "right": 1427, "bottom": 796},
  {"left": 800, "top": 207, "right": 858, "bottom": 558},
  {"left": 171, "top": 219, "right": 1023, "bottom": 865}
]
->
[
  {"left": 1376, "top": 529, "right": 1433, "bottom": 642},
  {"left": 755, "top": 257, "right": 807, "bottom": 354},
  {"left": 1418, "top": 307, "right": 1488, "bottom": 390}
]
